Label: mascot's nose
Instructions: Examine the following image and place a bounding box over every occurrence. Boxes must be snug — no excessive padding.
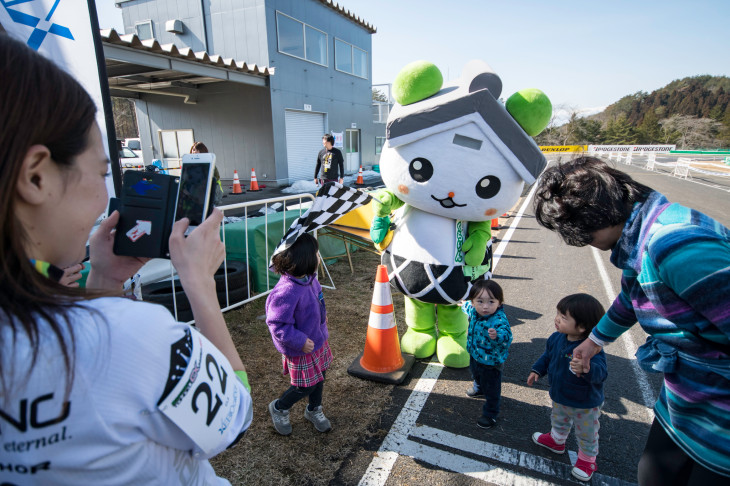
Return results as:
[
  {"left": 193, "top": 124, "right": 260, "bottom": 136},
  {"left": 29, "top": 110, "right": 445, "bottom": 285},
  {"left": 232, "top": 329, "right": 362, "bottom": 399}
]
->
[{"left": 448, "top": 192, "right": 455, "bottom": 198}]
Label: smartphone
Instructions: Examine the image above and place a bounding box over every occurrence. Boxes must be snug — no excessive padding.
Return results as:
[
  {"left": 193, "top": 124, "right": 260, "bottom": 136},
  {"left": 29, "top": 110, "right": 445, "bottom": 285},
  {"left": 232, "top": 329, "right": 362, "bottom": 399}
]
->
[{"left": 173, "top": 153, "right": 216, "bottom": 231}]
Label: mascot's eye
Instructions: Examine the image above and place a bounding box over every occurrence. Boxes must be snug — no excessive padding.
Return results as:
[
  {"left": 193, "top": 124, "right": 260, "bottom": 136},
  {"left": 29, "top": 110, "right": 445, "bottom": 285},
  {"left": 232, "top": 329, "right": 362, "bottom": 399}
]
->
[
  {"left": 408, "top": 157, "right": 433, "bottom": 182},
  {"left": 475, "top": 176, "right": 501, "bottom": 199}
]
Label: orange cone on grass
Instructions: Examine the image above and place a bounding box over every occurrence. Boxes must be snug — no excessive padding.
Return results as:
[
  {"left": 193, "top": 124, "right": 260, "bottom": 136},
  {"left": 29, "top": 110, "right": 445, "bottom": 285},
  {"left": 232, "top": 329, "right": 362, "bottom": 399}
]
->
[
  {"left": 347, "top": 265, "right": 415, "bottom": 384},
  {"left": 355, "top": 166, "right": 365, "bottom": 185},
  {"left": 249, "top": 168, "right": 261, "bottom": 191},
  {"left": 231, "top": 170, "right": 243, "bottom": 194}
]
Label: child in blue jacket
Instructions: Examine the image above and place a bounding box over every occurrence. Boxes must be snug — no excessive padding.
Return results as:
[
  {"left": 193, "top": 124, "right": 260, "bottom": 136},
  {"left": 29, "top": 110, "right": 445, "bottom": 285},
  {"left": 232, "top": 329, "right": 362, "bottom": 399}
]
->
[
  {"left": 462, "top": 279, "right": 512, "bottom": 430},
  {"left": 527, "top": 293, "right": 607, "bottom": 482}
]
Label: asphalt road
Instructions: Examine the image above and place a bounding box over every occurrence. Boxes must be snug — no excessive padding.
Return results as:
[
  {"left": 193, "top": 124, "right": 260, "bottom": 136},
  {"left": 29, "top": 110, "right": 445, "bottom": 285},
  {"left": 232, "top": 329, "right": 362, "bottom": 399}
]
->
[{"left": 332, "top": 155, "right": 730, "bottom": 486}]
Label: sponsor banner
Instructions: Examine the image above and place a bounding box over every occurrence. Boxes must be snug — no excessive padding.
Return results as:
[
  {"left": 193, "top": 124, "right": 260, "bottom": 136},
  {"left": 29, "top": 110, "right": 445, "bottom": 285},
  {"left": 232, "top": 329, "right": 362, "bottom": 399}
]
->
[
  {"left": 588, "top": 145, "right": 676, "bottom": 153},
  {"left": 539, "top": 145, "right": 587, "bottom": 153},
  {"left": 1, "top": 0, "right": 117, "bottom": 197}
]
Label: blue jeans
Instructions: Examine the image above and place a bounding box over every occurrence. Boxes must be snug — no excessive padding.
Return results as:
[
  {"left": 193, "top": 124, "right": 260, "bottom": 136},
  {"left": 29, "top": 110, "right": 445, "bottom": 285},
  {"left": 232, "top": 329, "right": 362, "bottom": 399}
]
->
[{"left": 469, "top": 357, "right": 502, "bottom": 419}]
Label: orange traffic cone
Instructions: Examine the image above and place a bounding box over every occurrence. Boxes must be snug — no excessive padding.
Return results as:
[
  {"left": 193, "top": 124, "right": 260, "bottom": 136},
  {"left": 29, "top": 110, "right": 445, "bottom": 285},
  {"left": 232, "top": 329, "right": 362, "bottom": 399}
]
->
[
  {"left": 491, "top": 218, "right": 499, "bottom": 230},
  {"left": 355, "top": 166, "right": 365, "bottom": 185},
  {"left": 249, "top": 168, "right": 261, "bottom": 191},
  {"left": 347, "top": 265, "right": 415, "bottom": 384},
  {"left": 231, "top": 170, "right": 243, "bottom": 194}
]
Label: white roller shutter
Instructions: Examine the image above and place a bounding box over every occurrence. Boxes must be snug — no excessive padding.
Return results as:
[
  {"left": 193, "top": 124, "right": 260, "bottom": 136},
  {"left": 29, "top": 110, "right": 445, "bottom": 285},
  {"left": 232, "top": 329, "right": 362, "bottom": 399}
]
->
[{"left": 285, "top": 110, "right": 326, "bottom": 182}]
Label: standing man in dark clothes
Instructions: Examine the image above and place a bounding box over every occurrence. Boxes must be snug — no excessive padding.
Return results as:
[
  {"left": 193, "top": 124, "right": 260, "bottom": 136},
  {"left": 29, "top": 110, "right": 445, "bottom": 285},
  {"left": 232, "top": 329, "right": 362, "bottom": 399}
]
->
[{"left": 314, "top": 134, "right": 344, "bottom": 185}]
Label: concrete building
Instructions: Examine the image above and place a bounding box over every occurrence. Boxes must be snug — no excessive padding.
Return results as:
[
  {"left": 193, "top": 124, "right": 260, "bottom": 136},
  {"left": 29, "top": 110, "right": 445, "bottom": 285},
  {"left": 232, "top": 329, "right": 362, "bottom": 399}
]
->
[{"left": 109, "top": 0, "right": 376, "bottom": 185}]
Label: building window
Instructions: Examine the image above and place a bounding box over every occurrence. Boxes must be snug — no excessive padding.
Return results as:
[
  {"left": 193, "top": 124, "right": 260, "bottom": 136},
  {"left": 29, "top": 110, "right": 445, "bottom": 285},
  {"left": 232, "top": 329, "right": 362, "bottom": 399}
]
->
[
  {"left": 375, "top": 136, "right": 386, "bottom": 155},
  {"left": 159, "top": 129, "right": 194, "bottom": 168},
  {"left": 276, "top": 11, "right": 327, "bottom": 66},
  {"left": 335, "top": 38, "right": 368, "bottom": 78},
  {"left": 135, "top": 20, "right": 154, "bottom": 40}
]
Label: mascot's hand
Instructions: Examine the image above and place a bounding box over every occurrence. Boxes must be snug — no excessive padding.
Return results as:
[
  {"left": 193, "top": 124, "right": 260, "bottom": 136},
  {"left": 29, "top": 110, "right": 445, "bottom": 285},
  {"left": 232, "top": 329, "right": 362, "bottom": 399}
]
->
[
  {"left": 462, "top": 230, "right": 489, "bottom": 267},
  {"left": 370, "top": 215, "right": 391, "bottom": 244}
]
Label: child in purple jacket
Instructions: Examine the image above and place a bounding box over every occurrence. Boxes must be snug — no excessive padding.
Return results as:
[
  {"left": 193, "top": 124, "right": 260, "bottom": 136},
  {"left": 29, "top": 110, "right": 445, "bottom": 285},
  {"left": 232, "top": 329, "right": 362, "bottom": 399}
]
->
[{"left": 266, "top": 233, "right": 333, "bottom": 436}]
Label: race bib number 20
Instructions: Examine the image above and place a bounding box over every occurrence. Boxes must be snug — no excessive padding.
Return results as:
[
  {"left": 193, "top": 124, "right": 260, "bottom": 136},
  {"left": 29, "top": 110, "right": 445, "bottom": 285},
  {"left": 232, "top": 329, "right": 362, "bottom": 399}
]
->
[{"left": 158, "top": 329, "right": 241, "bottom": 454}]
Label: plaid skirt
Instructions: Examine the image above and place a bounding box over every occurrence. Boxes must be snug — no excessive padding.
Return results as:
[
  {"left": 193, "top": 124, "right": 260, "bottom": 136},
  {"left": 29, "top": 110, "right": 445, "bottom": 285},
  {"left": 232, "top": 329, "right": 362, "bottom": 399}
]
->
[{"left": 282, "top": 341, "right": 333, "bottom": 387}]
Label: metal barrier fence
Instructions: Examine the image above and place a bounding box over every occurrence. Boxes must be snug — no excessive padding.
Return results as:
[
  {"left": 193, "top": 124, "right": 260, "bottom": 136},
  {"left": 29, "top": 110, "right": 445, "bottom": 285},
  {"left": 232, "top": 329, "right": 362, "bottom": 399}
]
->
[{"left": 141, "top": 192, "right": 324, "bottom": 323}]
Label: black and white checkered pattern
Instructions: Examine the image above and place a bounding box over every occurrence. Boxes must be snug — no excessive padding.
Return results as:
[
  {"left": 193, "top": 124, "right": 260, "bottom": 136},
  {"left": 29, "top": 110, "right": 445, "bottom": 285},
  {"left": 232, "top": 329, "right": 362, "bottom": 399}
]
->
[{"left": 271, "top": 182, "right": 372, "bottom": 262}]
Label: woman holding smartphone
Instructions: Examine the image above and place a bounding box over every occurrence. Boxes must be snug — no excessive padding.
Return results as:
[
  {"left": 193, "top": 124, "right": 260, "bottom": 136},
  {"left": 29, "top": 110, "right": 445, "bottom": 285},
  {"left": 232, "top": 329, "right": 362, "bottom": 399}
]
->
[{"left": 0, "top": 34, "right": 251, "bottom": 485}]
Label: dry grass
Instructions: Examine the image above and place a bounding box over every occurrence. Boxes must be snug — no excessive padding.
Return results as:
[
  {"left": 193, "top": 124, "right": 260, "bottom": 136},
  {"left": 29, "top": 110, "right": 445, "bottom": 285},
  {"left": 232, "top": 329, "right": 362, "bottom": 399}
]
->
[{"left": 211, "top": 247, "right": 407, "bottom": 485}]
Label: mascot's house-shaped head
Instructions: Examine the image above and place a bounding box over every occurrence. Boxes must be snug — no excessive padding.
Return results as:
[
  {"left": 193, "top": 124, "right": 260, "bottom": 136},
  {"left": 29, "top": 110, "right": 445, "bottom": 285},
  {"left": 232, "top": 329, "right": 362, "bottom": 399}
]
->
[{"left": 380, "top": 60, "right": 551, "bottom": 221}]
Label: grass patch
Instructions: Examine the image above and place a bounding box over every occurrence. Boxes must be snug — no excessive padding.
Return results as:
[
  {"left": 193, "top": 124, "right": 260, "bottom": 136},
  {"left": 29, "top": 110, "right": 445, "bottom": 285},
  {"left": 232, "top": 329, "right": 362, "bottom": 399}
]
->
[{"left": 212, "top": 248, "right": 408, "bottom": 485}]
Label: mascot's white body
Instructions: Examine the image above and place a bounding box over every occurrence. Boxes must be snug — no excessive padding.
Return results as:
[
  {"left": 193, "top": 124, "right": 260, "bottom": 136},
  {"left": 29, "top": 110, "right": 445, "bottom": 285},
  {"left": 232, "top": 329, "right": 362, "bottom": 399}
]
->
[{"left": 371, "top": 60, "right": 549, "bottom": 368}]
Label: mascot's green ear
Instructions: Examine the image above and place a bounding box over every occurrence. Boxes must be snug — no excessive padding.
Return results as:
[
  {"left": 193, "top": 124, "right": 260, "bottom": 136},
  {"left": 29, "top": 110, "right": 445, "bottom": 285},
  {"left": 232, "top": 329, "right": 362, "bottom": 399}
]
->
[
  {"left": 393, "top": 61, "right": 443, "bottom": 105},
  {"left": 505, "top": 89, "right": 552, "bottom": 136}
]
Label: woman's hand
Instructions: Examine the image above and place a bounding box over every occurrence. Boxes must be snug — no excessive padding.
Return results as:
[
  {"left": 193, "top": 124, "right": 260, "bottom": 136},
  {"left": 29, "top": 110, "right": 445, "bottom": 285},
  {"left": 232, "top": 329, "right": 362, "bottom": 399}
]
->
[
  {"left": 169, "top": 209, "right": 245, "bottom": 372},
  {"left": 302, "top": 338, "right": 315, "bottom": 353},
  {"left": 59, "top": 263, "right": 85, "bottom": 287},
  {"left": 168, "top": 209, "right": 225, "bottom": 292},
  {"left": 86, "top": 211, "right": 149, "bottom": 290},
  {"left": 527, "top": 372, "right": 539, "bottom": 386}
]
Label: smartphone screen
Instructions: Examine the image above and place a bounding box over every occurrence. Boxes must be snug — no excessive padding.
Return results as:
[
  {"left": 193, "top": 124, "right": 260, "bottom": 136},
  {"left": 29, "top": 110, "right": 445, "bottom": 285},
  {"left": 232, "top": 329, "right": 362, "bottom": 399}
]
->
[{"left": 174, "top": 161, "right": 213, "bottom": 227}]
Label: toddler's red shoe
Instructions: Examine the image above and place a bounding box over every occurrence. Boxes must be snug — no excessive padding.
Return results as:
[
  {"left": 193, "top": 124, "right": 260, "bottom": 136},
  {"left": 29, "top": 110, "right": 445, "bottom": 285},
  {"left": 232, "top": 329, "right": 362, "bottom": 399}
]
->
[
  {"left": 572, "top": 457, "right": 597, "bottom": 481},
  {"left": 531, "top": 432, "right": 565, "bottom": 454}
]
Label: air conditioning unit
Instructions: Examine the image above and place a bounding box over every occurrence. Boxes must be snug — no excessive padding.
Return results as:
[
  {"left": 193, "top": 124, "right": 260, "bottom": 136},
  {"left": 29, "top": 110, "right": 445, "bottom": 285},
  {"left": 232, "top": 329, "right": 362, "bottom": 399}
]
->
[{"left": 165, "top": 19, "right": 183, "bottom": 34}]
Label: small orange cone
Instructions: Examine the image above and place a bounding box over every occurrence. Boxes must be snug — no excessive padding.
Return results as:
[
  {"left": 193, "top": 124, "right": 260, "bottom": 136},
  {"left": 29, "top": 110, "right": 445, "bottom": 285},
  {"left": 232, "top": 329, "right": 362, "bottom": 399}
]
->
[
  {"left": 231, "top": 170, "right": 243, "bottom": 194},
  {"left": 491, "top": 218, "right": 499, "bottom": 230},
  {"left": 347, "top": 265, "right": 415, "bottom": 384},
  {"left": 355, "top": 166, "right": 365, "bottom": 185},
  {"left": 249, "top": 168, "right": 261, "bottom": 191}
]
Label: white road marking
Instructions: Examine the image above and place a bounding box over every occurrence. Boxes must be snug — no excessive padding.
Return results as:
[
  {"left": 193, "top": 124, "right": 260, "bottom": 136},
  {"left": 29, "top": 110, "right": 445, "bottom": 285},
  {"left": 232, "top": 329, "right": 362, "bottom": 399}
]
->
[
  {"left": 410, "top": 425, "right": 637, "bottom": 486},
  {"left": 591, "top": 248, "right": 656, "bottom": 421},
  {"left": 492, "top": 182, "right": 539, "bottom": 272},
  {"left": 358, "top": 361, "right": 444, "bottom": 486}
]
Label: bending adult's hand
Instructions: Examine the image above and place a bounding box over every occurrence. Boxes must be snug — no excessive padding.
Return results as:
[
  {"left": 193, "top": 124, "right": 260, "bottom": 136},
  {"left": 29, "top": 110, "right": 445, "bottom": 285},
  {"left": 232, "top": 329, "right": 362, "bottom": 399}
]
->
[
  {"left": 572, "top": 338, "right": 602, "bottom": 377},
  {"left": 86, "top": 211, "right": 149, "bottom": 291}
]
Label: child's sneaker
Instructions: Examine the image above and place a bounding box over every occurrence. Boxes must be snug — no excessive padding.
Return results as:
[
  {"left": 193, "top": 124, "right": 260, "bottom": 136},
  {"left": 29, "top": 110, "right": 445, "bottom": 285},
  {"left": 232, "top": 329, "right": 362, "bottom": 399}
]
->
[
  {"left": 531, "top": 432, "right": 565, "bottom": 454},
  {"left": 304, "top": 405, "right": 332, "bottom": 432},
  {"left": 465, "top": 386, "right": 484, "bottom": 398},
  {"left": 476, "top": 416, "right": 497, "bottom": 429},
  {"left": 268, "top": 400, "right": 292, "bottom": 436},
  {"left": 572, "top": 458, "right": 597, "bottom": 481}
]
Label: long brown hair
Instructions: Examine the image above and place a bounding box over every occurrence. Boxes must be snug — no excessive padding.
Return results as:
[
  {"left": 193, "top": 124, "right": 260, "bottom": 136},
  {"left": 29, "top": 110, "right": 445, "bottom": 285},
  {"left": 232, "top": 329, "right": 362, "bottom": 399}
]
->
[{"left": 0, "top": 34, "right": 99, "bottom": 393}]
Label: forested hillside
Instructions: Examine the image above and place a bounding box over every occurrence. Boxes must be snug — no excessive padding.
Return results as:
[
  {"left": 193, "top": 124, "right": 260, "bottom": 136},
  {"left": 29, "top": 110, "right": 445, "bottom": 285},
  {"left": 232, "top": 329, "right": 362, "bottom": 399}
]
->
[{"left": 536, "top": 75, "right": 730, "bottom": 149}]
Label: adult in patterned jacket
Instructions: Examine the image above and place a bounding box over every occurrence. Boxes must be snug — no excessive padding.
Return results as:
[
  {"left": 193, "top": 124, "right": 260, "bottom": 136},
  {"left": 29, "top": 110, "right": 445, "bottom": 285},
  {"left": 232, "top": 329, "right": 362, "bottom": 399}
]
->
[
  {"left": 534, "top": 156, "right": 730, "bottom": 485},
  {"left": 0, "top": 34, "right": 252, "bottom": 485}
]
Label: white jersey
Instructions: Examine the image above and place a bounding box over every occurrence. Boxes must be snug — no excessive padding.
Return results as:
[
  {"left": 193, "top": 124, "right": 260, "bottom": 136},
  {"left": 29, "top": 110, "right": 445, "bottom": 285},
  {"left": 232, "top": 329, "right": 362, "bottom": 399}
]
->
[{"left": 0, "top": 297, "right": 252, "bottom": 485}]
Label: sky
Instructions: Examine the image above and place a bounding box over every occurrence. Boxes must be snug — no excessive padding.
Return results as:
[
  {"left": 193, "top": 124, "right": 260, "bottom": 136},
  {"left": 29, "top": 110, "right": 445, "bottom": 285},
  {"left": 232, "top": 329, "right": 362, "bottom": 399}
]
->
[{"left": 96, "top": 0, "right": 730, "bottom": 124}]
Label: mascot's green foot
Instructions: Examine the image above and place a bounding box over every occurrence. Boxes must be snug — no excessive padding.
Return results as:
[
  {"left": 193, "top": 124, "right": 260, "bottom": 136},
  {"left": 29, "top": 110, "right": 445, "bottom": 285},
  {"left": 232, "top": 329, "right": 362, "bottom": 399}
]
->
[
  {"left": 436, "top": 334, "right": 470, "bottom": 368},
  {"left": 401, "top": 327, "right": 437, "bottom": 358}
]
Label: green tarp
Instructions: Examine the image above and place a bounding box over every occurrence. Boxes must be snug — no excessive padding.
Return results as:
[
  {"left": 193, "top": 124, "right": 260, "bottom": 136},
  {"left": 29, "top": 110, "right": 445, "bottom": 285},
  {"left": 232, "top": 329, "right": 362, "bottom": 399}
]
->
[{"left": 222, "top": 210, "right": 354, "bottom": 293}]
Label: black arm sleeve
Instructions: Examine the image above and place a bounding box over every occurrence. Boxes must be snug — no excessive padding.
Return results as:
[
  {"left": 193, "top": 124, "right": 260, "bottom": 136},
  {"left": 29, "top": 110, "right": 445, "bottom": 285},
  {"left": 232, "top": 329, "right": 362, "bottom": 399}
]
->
[{"left": 314, "top": 152, "right": 322, "bottom": 179}]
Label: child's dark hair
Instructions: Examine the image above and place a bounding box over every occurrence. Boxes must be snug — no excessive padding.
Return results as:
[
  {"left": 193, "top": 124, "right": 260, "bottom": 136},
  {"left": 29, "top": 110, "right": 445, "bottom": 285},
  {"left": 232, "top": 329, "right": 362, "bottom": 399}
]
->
[
  {"left": 533, "top": 156, "right": 654, "bottom": 247},
  {"left": 271, "top": 233, "right": 319, "bottom": 276},
  {"left": 556, "top": 293, "right": 605, "bottom": 338},
  {"left": 467, "top": 279, "right": 504, "bottom": 304}
]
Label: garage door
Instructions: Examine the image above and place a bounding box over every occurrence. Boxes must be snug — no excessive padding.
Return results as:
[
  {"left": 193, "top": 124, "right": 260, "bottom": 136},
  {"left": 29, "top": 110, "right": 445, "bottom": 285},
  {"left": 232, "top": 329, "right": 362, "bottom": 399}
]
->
[{"left": 285, "top": 110, "right": 326, "bottom": 182}]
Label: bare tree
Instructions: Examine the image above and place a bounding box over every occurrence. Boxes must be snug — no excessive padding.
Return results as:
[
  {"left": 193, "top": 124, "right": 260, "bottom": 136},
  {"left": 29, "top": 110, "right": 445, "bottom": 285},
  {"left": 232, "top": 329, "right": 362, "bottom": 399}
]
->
[{"left": 660, "top": 115, "right": 722, "bottom": 149}]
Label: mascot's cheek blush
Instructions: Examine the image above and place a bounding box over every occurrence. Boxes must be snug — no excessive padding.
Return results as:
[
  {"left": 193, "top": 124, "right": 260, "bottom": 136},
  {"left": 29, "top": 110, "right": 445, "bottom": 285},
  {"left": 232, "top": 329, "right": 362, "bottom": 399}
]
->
[
  {"left": 398, "top": 184, "right": 410, "bottom": 195},
  {"left": 484, "top": 208, "right": 497, "bottom": 217}
]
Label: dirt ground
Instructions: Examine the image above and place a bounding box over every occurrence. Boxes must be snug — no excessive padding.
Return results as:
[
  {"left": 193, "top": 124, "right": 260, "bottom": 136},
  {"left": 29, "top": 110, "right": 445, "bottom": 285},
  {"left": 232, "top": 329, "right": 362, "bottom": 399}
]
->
[{"left": 211, "top": 247, "right": 407, "bottom": 485}]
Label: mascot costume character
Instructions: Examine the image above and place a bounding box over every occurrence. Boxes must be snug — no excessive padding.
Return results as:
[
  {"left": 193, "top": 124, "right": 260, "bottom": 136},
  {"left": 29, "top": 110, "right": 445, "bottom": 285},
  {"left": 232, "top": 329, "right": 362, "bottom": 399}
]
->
[{"left": 369, "top": 60, "right": 551, "bottom": 368}]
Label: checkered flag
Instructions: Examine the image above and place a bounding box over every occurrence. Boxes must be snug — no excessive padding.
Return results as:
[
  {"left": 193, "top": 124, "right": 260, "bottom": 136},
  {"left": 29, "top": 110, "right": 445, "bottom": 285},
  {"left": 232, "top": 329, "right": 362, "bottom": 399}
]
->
[{"left": 271, "top": 182, "right": 372, "bottom": 263}]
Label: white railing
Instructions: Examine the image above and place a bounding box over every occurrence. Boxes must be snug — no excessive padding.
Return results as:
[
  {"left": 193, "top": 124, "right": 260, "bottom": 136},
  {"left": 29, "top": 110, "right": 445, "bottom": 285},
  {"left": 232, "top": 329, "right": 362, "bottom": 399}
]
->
[{"left": 140, "top": 192, "right": 331, "bottom": 323}]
